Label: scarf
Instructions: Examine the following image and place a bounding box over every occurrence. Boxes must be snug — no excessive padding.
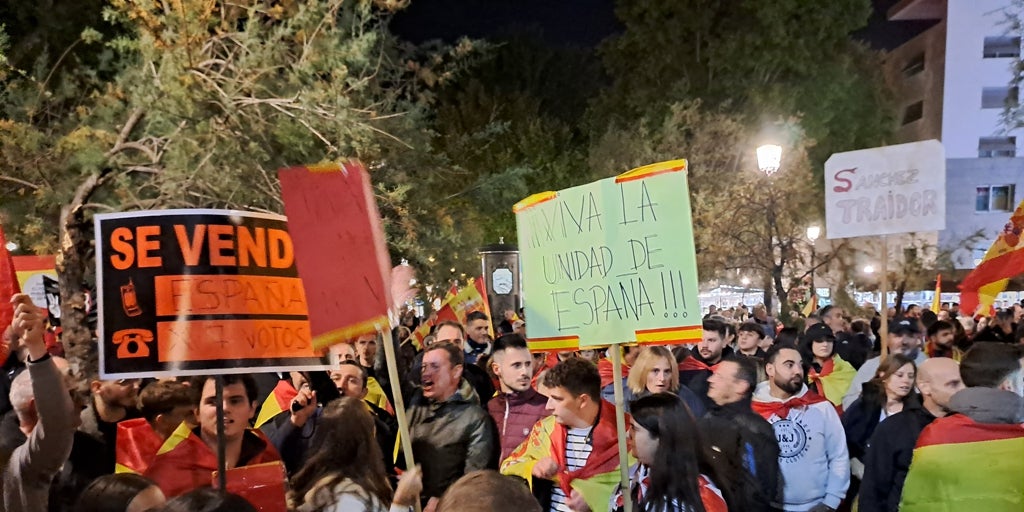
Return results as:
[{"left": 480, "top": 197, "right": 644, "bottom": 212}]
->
[
  {"left": 807, "top": 357, "right": 835, "bottom": 397},
  {"left": 679, "top": 355, "right": 721, "bottom": 373},
  {"left": 752, "top": 392, "right": 829, "bottom": 420}
]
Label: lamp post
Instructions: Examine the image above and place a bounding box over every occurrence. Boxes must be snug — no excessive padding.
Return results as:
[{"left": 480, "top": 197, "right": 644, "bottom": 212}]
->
[
  {"left": 756, "top": 144, "right": 783, "bottom": 176},
  {"left": 806, "top": 225, "right": 820, "bottom": 294},
  {"left": 741, "top": 276, "right": 751, "bottom": 305},
  {"left": 756, "top": 143, "right": 783, "bottom": 310}
]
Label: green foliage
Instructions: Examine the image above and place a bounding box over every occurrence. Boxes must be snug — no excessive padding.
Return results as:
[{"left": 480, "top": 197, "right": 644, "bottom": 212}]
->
[
  {"left": 593, "top": 0, "right": 894, "bottom": 172},
  {"left": 0, "top": 0, "right": 474, "bottom": 266}
]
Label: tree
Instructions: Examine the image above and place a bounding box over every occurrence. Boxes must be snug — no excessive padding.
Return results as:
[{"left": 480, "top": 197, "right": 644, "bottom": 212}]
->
[
  {"left": 588, "top": 100, "right": 844, "bottom": 314},
  {"left": 418, "top": 34, "right": 604, "bottom": 290},
  {"left": 592, "top": 0, "right": 894, "bottom": 174},
  {"left": 0, "top": 0, "right": 471, "bottom": 384}
]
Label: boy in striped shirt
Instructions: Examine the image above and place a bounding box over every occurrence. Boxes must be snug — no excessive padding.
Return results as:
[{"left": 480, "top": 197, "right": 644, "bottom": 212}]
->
[{"left": 501, "top": 358, "right": 626, "bottom": 512}]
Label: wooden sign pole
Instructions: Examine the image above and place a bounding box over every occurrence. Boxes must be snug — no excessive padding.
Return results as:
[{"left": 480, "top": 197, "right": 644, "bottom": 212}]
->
[
  {"left": 214, "top": 376, "right": 227, "bottom": 490},
  {"left": 879, "top": 235, "right": 890, "bottom": 360},
  {"left": 610, "top": 347, "right": 632, "bottom": 512},
  {"left": 379, "top": 326, "right": 421, "bottom": 512}
]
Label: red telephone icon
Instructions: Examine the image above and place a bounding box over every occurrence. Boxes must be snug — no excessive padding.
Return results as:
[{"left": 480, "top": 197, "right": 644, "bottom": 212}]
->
[{"left": 112, "top": 329, "right": 154, "bottom": 358}]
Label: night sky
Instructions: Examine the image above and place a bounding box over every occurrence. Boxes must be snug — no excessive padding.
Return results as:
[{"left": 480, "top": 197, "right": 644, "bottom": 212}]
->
[{"left": 391, "top": 0, "right": 938, "bottom": 51}]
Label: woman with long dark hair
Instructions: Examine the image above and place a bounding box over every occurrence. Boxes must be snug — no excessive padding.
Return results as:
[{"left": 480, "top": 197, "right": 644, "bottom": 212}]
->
[
  {"left": 843, "top": 354, "right": 917, "bottom": 472},
  {"left": 288, "top": 397, "right": 421, "bottom": 512},
  {"left": 798, "top": 324, "right": 857, "bottom": 410},
  {"left": 611, "top": 393, "right": 728, "bottom": 512},
  {"left": 75, "top": 474, "right": 166, "bottom": 512}
]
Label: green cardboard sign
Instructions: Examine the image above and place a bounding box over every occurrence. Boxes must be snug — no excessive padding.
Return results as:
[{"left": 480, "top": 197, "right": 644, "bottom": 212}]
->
[{"left": 514, "top": 160, "right": 701, "bottom": 347}]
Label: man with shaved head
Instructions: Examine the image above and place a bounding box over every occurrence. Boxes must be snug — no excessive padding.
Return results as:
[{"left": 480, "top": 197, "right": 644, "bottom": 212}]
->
[{"left": 859, "top": 358, "right": 964, "bottom": 511}]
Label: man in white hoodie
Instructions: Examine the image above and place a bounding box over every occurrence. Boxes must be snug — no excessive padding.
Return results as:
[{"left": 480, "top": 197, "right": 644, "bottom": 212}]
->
[{"left": 752, "top": 344, "right": 850, "bottom": 512}]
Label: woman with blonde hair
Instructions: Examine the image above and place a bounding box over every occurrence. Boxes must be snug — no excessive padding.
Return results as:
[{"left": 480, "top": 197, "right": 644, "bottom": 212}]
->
[
  {"left": 289, "top": 397, "right": 422, "bottom": 512},
  {"left": 626, "top": 346, "right": 705, "bottom": 416}
]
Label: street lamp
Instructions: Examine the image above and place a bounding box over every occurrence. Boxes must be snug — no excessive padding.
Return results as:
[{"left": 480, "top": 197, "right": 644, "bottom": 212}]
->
[
  {"left": 741, "top": 277, "right": 751, "bottom": 305},
  {"left": 756, "top": 144, "right": 783, "bottom": 176},
  {"left": 863, "top": 265, "right": 875, "bottom": 274},
  {"left": 806, "top": 225, "right": 820, "bottom": 294}
]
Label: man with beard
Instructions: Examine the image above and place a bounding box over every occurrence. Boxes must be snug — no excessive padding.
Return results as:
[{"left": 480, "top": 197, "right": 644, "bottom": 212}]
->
[
  {"left": 487, "top": 334, "right": 548, "bottom": 463},
  {"left": 923, "top": 321, "right": 962, "bottom": 361},
  {"left": 858, "top": 358, "right": 964, "bottom": 511},
  {"left": 680, "top": 318, "right": 734, "bottom": 408},
  {"left": 753, "top": 345, "right": 849, "bottom": 512},
  {"left": 79, "top": 376, "right": 142, "bottom": 471}
]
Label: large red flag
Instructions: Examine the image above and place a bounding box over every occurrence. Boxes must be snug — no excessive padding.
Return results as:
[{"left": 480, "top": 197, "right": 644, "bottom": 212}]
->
[
  {"left": 0, "top": 225, "right": 21, "bottom": 366},
  {"left": 959, "top": 201, "right": 1024, "bottom": 316}
]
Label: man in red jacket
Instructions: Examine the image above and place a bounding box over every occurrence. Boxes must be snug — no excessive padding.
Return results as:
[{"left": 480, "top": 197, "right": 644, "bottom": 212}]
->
[
  {"left": 488, "top": 334, "right": 549, "bottom": 462},
  {"left": 145, "top": 374, "right": 281, "bottom": 498}
]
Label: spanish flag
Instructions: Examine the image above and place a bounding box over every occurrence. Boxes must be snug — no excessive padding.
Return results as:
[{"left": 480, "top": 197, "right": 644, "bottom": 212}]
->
[
  {"left": 801, "top": 294, "right": 818, "bottom": 317},
  {"left": 501, "top": 402, "right": 634, "bottom": 512},
  {"left": 959, "top": 200, "right": 1024, "bottom": 316},
  {"left": 931, "top": 274, "right": 941, "bottom": 312},
  {"left": 254, "top": 380, "right": 298, "bottom": 429},
  {"left": 900, "top": 414, "right": 1024, "bottom": 511}
]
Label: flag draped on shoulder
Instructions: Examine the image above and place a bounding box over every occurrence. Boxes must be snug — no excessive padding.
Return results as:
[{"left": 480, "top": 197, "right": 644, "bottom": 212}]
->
[
  {"left": 254, "top": 379, "right": 298, "bottom": 429},
  {"left": 501, "top": 401, "right": 632, "bottom": 512},
  {"left": 807, "top": 354, "right": 856, "bottom": 409},
  {"left": 900, "top": 414, "right": 1024, "bottom": 512},
  {"left": 959, "top": 200, "right": 1024, "bottom": 316}
]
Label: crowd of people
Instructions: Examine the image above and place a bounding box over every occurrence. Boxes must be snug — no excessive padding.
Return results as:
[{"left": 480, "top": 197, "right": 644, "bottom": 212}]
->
[{"left": 2, "top": 292, "right": 1023, "bottom": 512}]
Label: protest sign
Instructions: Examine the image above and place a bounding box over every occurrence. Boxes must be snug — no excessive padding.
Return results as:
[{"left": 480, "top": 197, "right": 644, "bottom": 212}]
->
[
  {"left": 514, "top": 160, "right": 702, "bottom": 348},
  {"left": 278, "top": 161, "right": 392, "bottom": 350},
  {"left": 825, "top": 140, "right": 946, "bottom": 239},
  {"left": 11, "top": 255, "right": 56, "bottom": 312},
  {"left": 95, "top": 209, "right": 331, "bottom": 379}
]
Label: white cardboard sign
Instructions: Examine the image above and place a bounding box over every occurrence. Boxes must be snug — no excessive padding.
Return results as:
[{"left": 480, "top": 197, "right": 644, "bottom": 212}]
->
[{"left": 825, "top": 140, "right": 946, "bottom": 239}]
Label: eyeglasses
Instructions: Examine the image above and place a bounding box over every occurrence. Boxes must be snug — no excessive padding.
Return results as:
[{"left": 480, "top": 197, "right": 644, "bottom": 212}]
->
[{"left": 115, "top": 379, "right": 140, "bottom": 387}]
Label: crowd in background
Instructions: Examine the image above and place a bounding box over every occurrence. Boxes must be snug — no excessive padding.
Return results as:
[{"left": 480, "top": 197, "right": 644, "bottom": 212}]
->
[{"left": 2, "top": 293, "right": 1023, "bottom": 512}]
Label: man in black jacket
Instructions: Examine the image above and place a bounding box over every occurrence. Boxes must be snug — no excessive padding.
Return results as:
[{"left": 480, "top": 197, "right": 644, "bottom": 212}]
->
[
  {"left": 701, "top": 356, "right": 783, "bottom": 512},
  {"left": 858, "top": 357, "right": 963, "bottom": 511}
]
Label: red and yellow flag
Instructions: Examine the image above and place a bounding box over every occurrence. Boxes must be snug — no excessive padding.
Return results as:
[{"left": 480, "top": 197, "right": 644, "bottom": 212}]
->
[
  {"left": 931, "top": 274, "right": 942, "bottom": 312},
  {"left": 254, "top": 380, "right": 298, "bottom": 429},
  {"left": 0, "top": 225, "right": 21, "bottom": 367},
  {"left": 959, "top": 200, "right": 1024, "bottom": 316},
  {"left": 900, "top": 414, "right": 1024, "bottom": 511}
]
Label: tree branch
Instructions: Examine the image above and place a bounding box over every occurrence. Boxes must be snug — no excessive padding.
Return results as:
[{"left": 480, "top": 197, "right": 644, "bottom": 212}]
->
[{"left": 0, "top": 175, "right": 41, "bottom": 190}]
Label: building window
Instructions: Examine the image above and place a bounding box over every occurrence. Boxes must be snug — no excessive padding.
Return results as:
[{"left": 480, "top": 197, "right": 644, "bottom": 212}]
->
[
  {"left": 982, "top": 86, "right": 1019, "bottom": 109},
  {"left": 902, "top": 101, "right": 923, "bottom": 125},
  {"left": 983, "top": 36, "right": 1021, "bottom": 58},
  {"left": 978, "top": 136, "right": 1016, "bottom": 157},
  {"left": 902, "top": 53, "right": 925, "bottom": 77},
  {"left": 976, "top": 185, "right": 1016, "bottom": 212}
]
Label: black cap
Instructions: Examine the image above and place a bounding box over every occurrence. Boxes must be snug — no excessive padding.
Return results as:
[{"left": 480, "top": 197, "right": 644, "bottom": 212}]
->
[
  {"left": 889, "top": 318, "right": 922, "bottom": 335},
  {"left": 801, "top": 323, "right": 836, "bottom": 344}
]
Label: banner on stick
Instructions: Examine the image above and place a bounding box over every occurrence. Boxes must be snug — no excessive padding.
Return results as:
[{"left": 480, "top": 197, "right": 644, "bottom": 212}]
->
[
  {"left": 279, "top": 161, "right": 392, "bottom": 350},
  {"left": 95, "top": 209, "right": 331, "bottom": 379},
  {"left": 514, "top": 160, "right": 702, "bottom": 348},
  {"left": 825, "top": 140, "right": 946, "bottom": 239}
]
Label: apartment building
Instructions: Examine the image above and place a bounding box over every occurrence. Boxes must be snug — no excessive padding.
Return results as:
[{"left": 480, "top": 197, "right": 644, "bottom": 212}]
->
[{"left": 886, "top": 0, "right": 1024, "bottom": 269}]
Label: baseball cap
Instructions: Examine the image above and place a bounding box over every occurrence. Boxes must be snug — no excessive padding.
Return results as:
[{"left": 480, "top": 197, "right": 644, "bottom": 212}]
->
[
  {"left": 889, "top": 318, "right": 922, "bottom": 335},
  {"left": 801, "top": 323, "right": 836, "bottom": 344}
]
